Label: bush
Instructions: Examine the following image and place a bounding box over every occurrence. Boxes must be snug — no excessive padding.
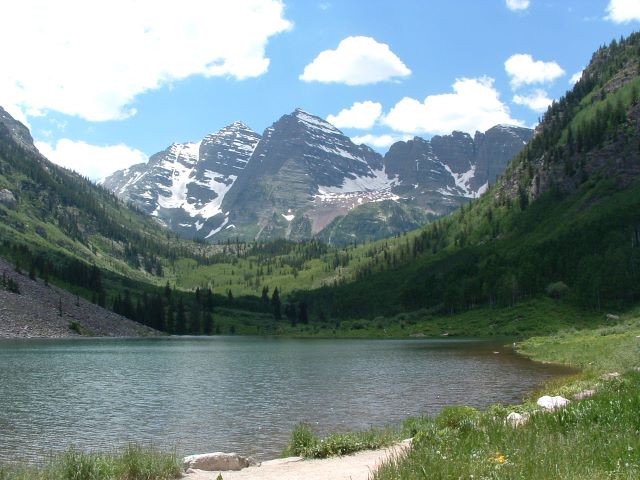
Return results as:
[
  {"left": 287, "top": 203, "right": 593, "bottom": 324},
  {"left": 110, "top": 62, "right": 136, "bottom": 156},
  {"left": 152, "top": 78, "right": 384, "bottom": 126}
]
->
[
  {"left": 282, "top": 423, "right": 317, "bottom": 457},
  {"left": 283, "top": 424, "right": 398, "bottom": 459},
  {"left": 546, "top": 281, "right": 569, "bottom": 299},
  {"left": 436, "top": 405, "right": 480, "bottom": 431}
]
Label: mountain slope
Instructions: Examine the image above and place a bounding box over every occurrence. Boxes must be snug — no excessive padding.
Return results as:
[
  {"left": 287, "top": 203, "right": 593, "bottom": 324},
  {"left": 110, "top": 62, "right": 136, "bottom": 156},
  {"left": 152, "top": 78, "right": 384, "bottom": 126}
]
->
[
  {"left": 102, "top": 122, "right": 261, "bottom": 238},
  {"left": 293, "top": 33, "right": 640, "bottom": 320},
  {"left": 103, "top": 109, "right": 532, "bottom": 243}
]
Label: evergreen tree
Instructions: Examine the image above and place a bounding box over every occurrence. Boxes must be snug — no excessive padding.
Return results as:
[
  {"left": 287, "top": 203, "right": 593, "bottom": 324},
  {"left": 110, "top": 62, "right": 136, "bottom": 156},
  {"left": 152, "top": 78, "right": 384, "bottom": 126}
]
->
[
  {"left": 175, "top": 299, "right": 187, "bottom": 335},
  {"left": 272, "top": 287, "right": 281, "bottom": 320}
]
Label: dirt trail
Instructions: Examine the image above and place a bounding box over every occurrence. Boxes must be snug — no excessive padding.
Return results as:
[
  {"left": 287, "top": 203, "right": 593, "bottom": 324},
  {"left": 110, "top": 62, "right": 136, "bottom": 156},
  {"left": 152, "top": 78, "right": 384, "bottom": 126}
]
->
[{"left": 185, "top": 441, "right": 410, "bottom": 480}]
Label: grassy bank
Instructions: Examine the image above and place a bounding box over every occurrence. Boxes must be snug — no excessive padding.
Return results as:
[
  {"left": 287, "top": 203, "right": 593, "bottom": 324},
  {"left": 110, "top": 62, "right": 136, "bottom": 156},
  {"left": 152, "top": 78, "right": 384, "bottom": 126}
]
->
[
  {"left": 371, "top": 306, "right": 640, "bottom": 479},
  {"left": 280, "top": 304, "right": 640, "bottom": 479},
  {"left": 0, "top": 445, "right": 182, "bottom": 480}
]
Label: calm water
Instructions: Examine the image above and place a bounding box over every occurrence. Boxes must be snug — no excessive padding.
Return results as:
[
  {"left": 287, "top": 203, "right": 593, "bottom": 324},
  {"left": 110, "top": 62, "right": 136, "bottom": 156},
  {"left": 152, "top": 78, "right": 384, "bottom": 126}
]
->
[{"left": 0, "top": 336, "right": 571, "bottom": 462}]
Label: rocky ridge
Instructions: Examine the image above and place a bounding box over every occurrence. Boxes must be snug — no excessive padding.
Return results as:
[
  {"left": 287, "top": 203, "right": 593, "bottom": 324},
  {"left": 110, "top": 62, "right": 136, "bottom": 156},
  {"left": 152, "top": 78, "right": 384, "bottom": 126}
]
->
[{"left": 102, "top": 109, "right": 533, "bottom": 243}]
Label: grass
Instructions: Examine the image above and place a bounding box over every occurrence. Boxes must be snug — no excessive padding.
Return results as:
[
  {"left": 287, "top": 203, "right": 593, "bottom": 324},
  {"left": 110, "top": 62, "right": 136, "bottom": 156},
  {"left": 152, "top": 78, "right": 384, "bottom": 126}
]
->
[
  {"left": 375, "top": 373, "right": 640, "bottom": 479},
  {"left": 0, "top": 444, "right": 182, "bottom": 480},
  {"left": 282, "top": 423, "right": 400, "bottom": 459},
  {"left": 370, "top": 306, "right": 640, "bottom": 479}
]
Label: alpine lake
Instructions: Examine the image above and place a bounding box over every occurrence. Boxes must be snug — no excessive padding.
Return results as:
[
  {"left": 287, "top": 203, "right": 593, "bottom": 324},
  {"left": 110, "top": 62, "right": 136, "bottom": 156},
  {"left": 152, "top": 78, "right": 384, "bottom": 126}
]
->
[{"left": 0, "top": 336, "right": 573, "bottom": 463}]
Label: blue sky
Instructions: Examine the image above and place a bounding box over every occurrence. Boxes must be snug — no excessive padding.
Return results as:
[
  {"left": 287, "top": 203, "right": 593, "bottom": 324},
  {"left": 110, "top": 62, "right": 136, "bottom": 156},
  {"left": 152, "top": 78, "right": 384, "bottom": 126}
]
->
[{"left": 2, "top": 0, "right": 640, "bottom": 180}]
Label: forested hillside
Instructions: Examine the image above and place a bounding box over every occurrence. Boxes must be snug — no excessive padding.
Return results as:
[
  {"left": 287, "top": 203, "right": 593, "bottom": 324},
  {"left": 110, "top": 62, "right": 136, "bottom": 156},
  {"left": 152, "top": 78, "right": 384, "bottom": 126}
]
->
[{"left": 291, "top": 34, "right": 640, "bottom": 320}]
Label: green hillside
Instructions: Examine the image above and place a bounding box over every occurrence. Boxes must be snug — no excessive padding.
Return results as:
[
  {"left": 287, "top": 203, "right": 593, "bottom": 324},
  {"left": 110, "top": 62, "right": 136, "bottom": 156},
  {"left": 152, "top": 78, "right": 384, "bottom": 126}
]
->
[{"left": 291, "top": 33, "right": 640, "bottom": 321}]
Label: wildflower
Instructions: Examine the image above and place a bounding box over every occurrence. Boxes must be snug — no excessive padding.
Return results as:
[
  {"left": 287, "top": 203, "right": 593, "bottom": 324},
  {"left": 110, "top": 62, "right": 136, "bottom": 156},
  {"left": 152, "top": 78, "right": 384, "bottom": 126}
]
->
[{"left": 491, "top": 451, "right": 508, "bottom": 464}]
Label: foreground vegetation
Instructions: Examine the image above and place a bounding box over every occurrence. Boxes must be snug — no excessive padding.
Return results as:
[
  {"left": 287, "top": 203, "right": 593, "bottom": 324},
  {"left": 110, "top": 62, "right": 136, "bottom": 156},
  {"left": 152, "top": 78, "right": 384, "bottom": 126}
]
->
[
  {"left": 278, "top": 305, "right": 640, "bottom": 479},
  {"left": 0, "top": 445, "right": 181, "bottom": 480},
  {"left": 372, "top": 307, "right": 640, "bottom": 479}
]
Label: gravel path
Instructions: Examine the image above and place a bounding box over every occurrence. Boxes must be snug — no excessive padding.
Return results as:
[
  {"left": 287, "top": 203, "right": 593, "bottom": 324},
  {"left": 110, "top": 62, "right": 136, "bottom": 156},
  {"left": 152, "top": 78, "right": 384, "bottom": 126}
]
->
[
  {"left": 185, "top": 441, "right": 411, "bottom": 480},
  {"left": 0, "top": 257, "right": 157, "bottom": 338}
]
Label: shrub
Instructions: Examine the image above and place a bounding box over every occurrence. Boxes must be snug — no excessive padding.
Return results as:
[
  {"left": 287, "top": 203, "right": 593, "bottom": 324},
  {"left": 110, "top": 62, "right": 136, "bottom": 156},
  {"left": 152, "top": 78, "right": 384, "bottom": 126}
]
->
[
  {"left": 436, "top": 405, "right": 480, "bottom": 431},
  {"left": 546, "top": 281, "right": 569, "bottom": 299},
  {"left": 282, "top": 423, "right": 317, "bottom": 457}
]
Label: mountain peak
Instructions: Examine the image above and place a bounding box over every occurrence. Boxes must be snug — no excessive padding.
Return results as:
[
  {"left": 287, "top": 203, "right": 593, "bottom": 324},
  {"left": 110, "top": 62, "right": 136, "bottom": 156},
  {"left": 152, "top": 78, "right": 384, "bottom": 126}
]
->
[{"left": 291, "top": 108, "right": 341, "bottom": 134}]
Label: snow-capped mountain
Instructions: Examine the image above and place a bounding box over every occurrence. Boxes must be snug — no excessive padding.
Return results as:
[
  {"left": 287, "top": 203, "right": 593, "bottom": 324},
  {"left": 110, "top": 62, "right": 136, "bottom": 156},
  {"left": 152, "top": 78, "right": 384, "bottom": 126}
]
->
[
  {"left": 384, "top": 124, "right": 534, "bottom": 208},
  {"left": 102, "top": 109, "right": 533, "bottom": 243},
  {"left": 101, "top": 122, "right": 260, "bottom": 238}
]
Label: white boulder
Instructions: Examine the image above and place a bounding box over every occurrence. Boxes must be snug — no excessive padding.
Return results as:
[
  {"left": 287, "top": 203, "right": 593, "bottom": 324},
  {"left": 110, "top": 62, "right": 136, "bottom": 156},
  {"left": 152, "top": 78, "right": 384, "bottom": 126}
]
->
[
  {"left": 182, "top": 452, "right": 256, "bottom": 471},
  {"left": 506, "top": 411, "right": 530, "bottom": 427},
  {"left": 536, "top": 395, "right": 570, "bottom": 411}
]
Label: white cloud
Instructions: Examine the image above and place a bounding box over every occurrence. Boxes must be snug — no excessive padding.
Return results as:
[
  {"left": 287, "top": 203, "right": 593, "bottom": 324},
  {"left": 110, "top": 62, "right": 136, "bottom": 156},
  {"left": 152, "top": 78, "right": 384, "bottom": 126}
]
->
[
  {"left": 327, "top": 101, "right": 383, "bottom": 129},
  {"left": 0, "top": 1, "right": 291, "bottom": 122},
  {"left": 569, "top": 70, "right": 584, "bottom": 85},
  {"left": 605, "top": 0, "right": 640, "bottom": 22},
  {"left": 506, "top": 0, "right": 530, "bottom": 11},
  {"left": 383, "top": 77, "right": 523, "bottom": 136},
  {"left": 351, "top": 133, "right": 412, "bottom": 149},
  {"left": 300, "top": 36, "right": 411, "bottom": 85},
  {"left": 505, "top": 54, "right": 565, "bottom": 89},
  {"left": 513, "top": 89, "right": 553, "bottom": 112},
  {"left": 35, "top": 139, "right": 148, "bottom": 181}
]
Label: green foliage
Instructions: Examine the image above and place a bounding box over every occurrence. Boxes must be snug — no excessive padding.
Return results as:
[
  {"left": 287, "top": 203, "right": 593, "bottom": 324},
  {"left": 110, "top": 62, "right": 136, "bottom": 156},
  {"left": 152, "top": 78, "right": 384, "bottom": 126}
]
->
[
  {"left": 546, "top": 281, "right": 569, "bottom": 299},
  {"left": 435, "top": 405, "right": 480, "bottom": 431},
  {"left": 282, "top": 423, "right": 317, "bottom": 457},
  {"left": 68, "top": 321, "right": 82, "bottom": 335},
  {"left": 375, "top": 306, "right": 640, "bottom": 480},
  {"left": 282, "top": 423, "right": 398, "bottom": 459},
  {"left": 0, "top": 444, "right": 181, "bottom": 480}
]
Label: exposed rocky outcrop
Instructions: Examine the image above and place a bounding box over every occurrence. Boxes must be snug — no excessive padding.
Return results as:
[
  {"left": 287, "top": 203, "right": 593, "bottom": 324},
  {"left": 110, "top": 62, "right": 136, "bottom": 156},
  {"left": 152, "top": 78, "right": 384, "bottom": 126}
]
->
[{"left": 0, "top": 188, "right": 16, "bottom": 209}]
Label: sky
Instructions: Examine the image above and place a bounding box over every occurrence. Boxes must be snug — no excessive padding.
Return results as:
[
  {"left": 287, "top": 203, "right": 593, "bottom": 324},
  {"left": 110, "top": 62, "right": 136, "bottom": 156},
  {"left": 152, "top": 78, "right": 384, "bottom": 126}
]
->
[{"left": 2, "top": 0, "right": 640, "bottom": 181}]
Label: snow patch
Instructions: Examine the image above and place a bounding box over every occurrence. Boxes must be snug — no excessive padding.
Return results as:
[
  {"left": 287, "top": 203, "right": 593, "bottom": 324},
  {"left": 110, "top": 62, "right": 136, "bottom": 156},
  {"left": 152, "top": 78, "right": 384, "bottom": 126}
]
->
[
  {"left": 282, "top": 213, "right": 295, "bottom": 221},
  {"left": 206, "top": 217, "right": 230, "bottom": 238},
  {"left": 318, "top": 168, "right": 397, "bottom": 194}
]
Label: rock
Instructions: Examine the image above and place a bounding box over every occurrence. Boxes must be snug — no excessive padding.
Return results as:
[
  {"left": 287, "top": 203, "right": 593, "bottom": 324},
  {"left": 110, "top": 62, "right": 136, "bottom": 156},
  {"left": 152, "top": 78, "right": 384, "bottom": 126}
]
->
[
  {"left": 536, "top": 395, "right": 570, "bottom": 411},
  {"left": 601, "top": 372, "right": 621, "bottom": 381},
  {"left": 182, "top": 452, "right": 256, "bottom": 472},
  {"left": 0, "top": 189, "right": 17, "bottom": 209},
  {"left": 574, "top": 389, "right": 596, "bottom": 400},
  {"left": 606, "top": 313, "right": 620, "bottom": 321},
  {"left": 506, "top": 411, "right": 530, "bottom": 427}
]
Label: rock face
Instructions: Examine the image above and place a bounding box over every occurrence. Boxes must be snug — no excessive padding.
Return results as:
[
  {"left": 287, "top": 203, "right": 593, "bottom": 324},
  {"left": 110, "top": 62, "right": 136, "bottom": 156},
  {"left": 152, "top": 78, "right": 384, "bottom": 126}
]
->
[
  {"left": 0, "top": 189, "right": 16, "bottom": 209},
  {"left": 0, "top": 106, "right": 36, "bottom": 152},
  {"left": 102, "top": 109, "right": 533, "bottom": 243},
  {"left": 384, "top": 125, "right": 533, "bottom": 206},
  {"left": 102, "top": 122, "right": 261, "bottom": 238},
  {"left": 183, "top": 452, "right": 255, "bottom": 471}
]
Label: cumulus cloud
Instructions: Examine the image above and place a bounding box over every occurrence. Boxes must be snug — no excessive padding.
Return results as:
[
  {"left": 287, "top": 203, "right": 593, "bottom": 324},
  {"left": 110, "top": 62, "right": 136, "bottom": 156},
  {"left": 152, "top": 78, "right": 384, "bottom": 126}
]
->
[
  {"left": 605, "top": 0, "right": 640, "bottom": 22},
  {"left": 505, "top": 54, "right": 565, "bottom": 89},
  {"left": 0, "top": 0, "right": 291, "bottom": 122},
  {"left": 513, "top": 89, "right": 553, "bottom": 112},
  {"left": 569, "top": 70, "right": 584, "bottom": 85},
  {"left": 327, "top": 101, "right": 383, "bottom": 129},
  {"left": 300, "top": 36, "right": 411, "bottom": 85},
  {"left": 383, "top": 77, "right": 523, "bottom": 136},
  {"left": 506, "top": 0, "right": 530, "bottom": 11},
  {"left": 35, "top": 139, "right": 148, "bottom": 181},
  {"left": 351, "top": 133, "right": 412, "bottom": 149}
]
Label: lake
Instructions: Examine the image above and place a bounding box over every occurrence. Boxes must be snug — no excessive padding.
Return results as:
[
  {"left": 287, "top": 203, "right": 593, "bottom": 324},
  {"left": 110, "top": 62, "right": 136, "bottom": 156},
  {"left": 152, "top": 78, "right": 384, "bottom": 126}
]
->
[{"left": 0, "top": 336, "right": 571, "bottom": 462}]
